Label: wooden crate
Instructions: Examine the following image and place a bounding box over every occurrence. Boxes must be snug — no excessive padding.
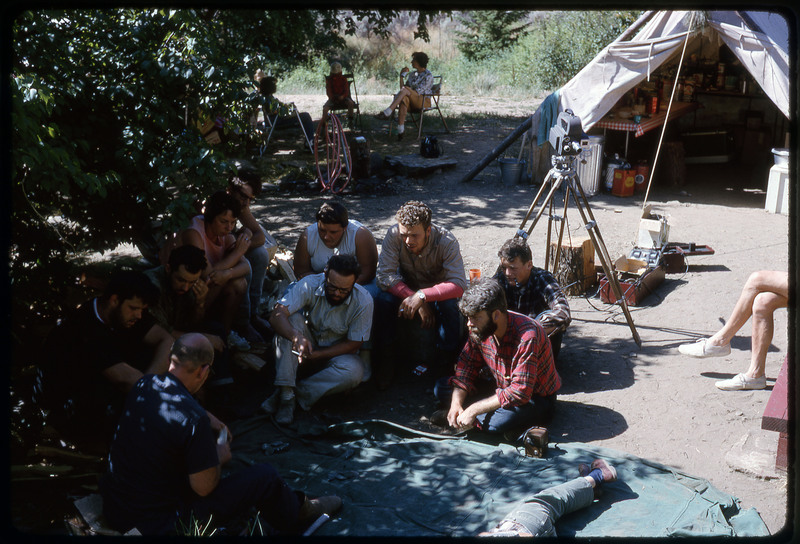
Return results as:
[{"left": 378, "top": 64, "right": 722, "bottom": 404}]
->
[{"left": 547, "top": 236, "right": 596, "bottom": 295}]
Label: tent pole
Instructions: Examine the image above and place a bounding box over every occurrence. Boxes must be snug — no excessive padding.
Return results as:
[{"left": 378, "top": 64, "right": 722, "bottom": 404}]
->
[
  {"left": 640, "top": 11, "right": 697, "bottom": 214},
  {"left": 613, "top": 10, "right": 657, "bottom": 43}
]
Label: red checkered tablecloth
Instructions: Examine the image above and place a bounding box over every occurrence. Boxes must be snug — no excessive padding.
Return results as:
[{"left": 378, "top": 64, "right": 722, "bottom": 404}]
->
[{"left": 594, "top": 101, "right": 700, "bottom": 138}]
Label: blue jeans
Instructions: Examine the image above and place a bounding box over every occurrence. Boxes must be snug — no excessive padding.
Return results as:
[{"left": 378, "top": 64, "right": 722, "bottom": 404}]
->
[
  {"left": 489, "top": 477, "right": 594, "bottom": 536},
  {"left": 372, "top": 290, "right": 463, "bottom": 353},
  {"left": 434, "top": 376, "right": 556, "bottom": 435}
]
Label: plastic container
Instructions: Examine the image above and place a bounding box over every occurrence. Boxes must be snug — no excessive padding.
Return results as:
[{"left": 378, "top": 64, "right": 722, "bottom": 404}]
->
[
  {"left": 498, "top": 158, "right": 525, "bottom": 186},
  {"left": 575, "top": 135, "right": 604, "bottom": 196},
  {"left": 771, "top": 148, "right": 789, "bottom": 166}
]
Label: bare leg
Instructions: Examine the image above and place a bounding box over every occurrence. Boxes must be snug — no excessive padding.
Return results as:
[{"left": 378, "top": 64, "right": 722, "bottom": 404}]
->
[
  {"left": 397, "top": 96, "right": 410, "bottom": 125},
  {"left": 707, "top": 271, "right": 788, "bottom": 348},
  {"left": 744, "top": 291, "right": 788, "bottom": 379},
  {"left": 386, "top": 88, "right": 412, "bottom": 111}
]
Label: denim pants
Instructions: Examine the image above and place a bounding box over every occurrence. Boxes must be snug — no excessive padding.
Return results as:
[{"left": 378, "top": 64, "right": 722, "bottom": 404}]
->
[
  {"left": 434, "top": 376, "right": 556, "bottom": 435},
  {"left": 372, "top": 290, "right": 463, "bottom": 353},
  {"left": 243, "top": 243, "right": 272, "bottom": 318},
  {"left": 490, "top": 477, "right": 594, "bottom": 537},
  {"left": 274, "top": 313, "right": 369, "bottom": 410}
]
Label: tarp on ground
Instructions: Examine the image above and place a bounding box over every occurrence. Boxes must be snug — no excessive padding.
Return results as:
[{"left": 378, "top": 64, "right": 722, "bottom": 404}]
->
[
  {"left": 536, "top": 10, "right": 791, "bottom": 136},
  {"left": 226, "top": 417, "right": 770, "bottom": 537}
]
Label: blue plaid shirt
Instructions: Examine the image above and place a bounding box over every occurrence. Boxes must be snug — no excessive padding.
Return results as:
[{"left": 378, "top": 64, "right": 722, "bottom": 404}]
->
[{"left": 492, "top": 267, "right": 571, "bottom": 332}]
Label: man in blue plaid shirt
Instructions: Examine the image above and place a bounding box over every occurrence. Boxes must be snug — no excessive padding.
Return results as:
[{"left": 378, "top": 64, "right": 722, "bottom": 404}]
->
[{"left": 492, "top": 238, "right": 571, "bottom": 361}]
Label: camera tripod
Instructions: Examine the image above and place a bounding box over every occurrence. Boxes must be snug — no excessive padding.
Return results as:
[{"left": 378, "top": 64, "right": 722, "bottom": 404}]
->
[{"left": 516, "top": 154, "right": 642, "bottom": 346}]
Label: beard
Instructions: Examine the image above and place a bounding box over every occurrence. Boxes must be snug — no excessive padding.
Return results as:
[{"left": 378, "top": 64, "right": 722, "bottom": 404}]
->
[
  {"left": 325, "top": 291, "right": 348, "bottom": 306},
  {"left": 469, "top": 319, "right": 497, "bottom": 343},
  {"left": 110, "top": 305, "right": 135, "bottom": 329}
]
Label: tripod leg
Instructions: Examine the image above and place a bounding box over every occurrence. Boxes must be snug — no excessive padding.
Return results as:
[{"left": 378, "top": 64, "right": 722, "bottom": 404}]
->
[
  {"left": 526, "top": 173, "right": 564, "bottom": 238},
  {"left": 550, "top": 184, "right": 570, "bottom": 277},
  {"left": 568, "top": 186, "right": 642, "bottom": 346},
  {"left": 518, "top": 169, "right": 556, "bottom": 234},
  {"left": 544, "top": 195, "right": 555, "bottom": 270}
]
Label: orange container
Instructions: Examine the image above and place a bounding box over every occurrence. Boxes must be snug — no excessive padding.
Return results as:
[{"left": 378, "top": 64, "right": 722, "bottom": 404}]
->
[
  {"left": 612, "top": 169, "right": 636, "bottom": 197},
  {"left": 634, "top": 162, "right": 649, "bottom": 194}
]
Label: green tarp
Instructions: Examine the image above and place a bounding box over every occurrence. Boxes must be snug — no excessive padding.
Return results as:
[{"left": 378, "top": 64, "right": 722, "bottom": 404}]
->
[{"left": 226, "top": 417, "right": 770, "bottom": 537}]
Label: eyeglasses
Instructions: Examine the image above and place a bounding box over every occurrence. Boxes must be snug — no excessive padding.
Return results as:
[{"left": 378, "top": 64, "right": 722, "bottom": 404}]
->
[
  {"left": 325, "top": 281, "right": 353, "bottom": 296},
  {"left": 203, "top": 364, "right": 216, "bottom": 377}
]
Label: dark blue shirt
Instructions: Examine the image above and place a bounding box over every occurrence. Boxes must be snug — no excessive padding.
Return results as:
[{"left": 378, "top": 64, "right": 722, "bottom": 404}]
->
[{"left": 102, "top": 372, "right": 218, "bottom": 533}]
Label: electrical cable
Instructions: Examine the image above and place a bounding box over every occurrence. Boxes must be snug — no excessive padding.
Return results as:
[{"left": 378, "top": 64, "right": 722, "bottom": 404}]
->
[{"left": 314, "top": 113, "right": 352, "bottom": 194}]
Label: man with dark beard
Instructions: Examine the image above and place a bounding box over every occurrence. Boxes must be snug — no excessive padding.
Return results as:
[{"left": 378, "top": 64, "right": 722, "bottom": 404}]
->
[
  {"left": 431, "top": 278, "right": 560, "bottom": 440},
  {"left": 35, "top": 269, "right": 174, "bottom": 448},
  {"left": 263, "top": 254, "right": 373, "bottom": 425}
]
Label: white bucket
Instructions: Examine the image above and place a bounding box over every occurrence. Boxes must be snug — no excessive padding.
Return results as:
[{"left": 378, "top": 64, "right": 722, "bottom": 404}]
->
[
  {"left": 499, "top": 158, "right": 525, "bottom": 186},
  {"left": 575, "top": 135, "right": 604, "bottom": 196}
]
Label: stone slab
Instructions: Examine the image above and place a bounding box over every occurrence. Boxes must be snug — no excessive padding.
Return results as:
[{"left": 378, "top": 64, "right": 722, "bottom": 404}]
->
[
  {"left": 724, "top": 428, "right": 784, "bottom": 480},
  {"left": 384, "top": 154, "right": 458, "bottom": 177}
]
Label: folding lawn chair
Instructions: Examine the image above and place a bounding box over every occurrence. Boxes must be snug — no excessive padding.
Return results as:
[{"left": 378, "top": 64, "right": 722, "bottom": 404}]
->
[
  {"left": 254, "top": 102, "right": 314, "bottom": 156},
  {"left": 389, "top": 75, "right": 450, "bottom": 139},
  {"left": 326, "top": 73, "right": 362, "bottom": 131}
]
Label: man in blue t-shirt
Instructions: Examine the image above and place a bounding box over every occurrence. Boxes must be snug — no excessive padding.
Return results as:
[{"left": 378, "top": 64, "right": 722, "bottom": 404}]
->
[{"left": 101, "top": 333, "right": 342, "bottom": 535}]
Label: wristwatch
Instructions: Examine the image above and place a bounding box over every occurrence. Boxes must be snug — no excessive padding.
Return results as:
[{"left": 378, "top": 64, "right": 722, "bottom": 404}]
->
[{"left": 415, "top": 290, "right": 426, "bottom": 302}]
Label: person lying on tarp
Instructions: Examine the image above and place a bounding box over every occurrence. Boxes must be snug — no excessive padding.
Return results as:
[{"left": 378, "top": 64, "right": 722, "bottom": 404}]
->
[
  {"left": 479, "top": 459, "right": 617, "bottom": 537},
  {"left": 431, "top": 278, "right": 561, "bottom": 441}
]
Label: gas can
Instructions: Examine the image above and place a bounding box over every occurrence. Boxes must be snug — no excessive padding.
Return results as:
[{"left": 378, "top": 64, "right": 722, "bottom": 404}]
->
[{"left": 634, "top": 161, "right": 649, "bottom": 194}]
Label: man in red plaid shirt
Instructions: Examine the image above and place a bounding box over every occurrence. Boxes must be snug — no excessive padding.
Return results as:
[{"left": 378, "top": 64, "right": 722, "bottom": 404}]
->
[{"left": 433, "top": 278, "right": 561, "bottom": 439}]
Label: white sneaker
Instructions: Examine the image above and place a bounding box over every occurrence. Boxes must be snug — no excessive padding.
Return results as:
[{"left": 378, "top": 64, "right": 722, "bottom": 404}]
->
[
  {"left": 678, "top": 338, "right": 730, "bottom": 358},
  {"left": 715, "top": 373, "right": 767, "bottom": 391},
  {"left": 227, "top": 331, "right": 251, "bottom": 352}
]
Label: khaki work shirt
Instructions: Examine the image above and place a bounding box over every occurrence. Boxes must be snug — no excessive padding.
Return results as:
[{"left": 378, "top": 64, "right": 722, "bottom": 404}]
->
[
  {"left": 278, "top": 273, "right": 373, "bottom": 346},
  {"left": 376, "top": 223, "right": 467, "bottom": 292}
]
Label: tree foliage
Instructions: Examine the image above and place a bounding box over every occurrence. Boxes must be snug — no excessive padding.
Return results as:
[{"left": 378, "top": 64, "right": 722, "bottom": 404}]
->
[
  {"left": 525, "top": 11, "right": 642, "bottom": 90},
  {"left": 454, "top": 10, "right": 531, "bottom": 61},
  {"left": 10, "top": 8, "right": 418, "bottom": 330}
]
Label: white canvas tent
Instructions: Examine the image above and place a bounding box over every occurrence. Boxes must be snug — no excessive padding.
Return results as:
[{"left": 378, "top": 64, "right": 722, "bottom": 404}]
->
[{"left": 541, "top": 10, "right": 791, "bottom": 135}]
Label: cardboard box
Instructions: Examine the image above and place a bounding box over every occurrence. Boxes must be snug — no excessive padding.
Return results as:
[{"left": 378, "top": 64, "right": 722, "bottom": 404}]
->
[
  {"left": 612, "top": 169, "right": 635, "bottom": 197},
  {"left": 598, "top": 256, "right": 665, "bottom": 306},
  {"left": 637, "top": 205, "right": 669, "bottom": 249}
]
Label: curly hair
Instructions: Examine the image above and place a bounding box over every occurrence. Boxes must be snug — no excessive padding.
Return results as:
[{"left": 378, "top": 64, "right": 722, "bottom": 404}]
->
[
  {"left": 458, "top": 278, "right": 507, "bottom": 318},
  {"left": 203, "top": 190, "right": 241, "bottom": 223},
  {"left": 411, "top": 51, "right": 429, "bottom": 69},
  {"left": 168, "top": 245, "right": 207, "bottom": 274},
  {"left": 498, "top": 238, "right": 532, "bottom": 263},
  {"left": 395, "top": 200, "right": 431, "bottom": 229}
]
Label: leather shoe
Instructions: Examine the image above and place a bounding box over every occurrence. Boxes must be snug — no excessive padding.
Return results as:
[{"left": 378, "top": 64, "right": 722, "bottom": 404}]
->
[
  {"left": 373, "top": 111, "right": 389, "bottom": 120},
  {"left": 298, "top": 495, "right": 342, "bottom": 526},
  {"left": 397, "top": 132, "right": 404, "bottom": 141}
]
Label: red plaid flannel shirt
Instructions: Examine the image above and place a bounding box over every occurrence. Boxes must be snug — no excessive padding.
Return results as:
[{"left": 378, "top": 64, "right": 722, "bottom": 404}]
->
[{"left": 450, "top": 311, "right": 561, "bottom": 407}]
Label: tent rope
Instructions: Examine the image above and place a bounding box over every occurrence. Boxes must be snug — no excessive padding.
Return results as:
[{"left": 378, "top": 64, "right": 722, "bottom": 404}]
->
[{"left": 640, "top": 11, "right": 697, "bottom": 218}]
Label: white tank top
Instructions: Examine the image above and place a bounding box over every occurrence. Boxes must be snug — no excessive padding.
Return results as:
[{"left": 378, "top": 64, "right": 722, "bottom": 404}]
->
[{"left": 306, "top": 220, "right": 363, "bottom": 273}]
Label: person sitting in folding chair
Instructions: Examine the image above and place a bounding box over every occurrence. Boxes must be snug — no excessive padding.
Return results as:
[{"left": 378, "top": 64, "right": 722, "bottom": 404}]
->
[
  {"left": 373, "top": 51, "right": 433, "bottom": 141},
  {"left": 322, "top": 62, "right": 356, "bottom": 125},
  {"left": 254, "top": 76, "right": 315, "bottom": 150}
]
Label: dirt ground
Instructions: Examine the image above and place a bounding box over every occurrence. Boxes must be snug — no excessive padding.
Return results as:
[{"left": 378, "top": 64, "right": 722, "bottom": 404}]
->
[
  {"left": 17, "top": 94, "right": 789, "bottom": 535},
  {"left": 250, "top": 94, "right": 790, "bottom": 535}
]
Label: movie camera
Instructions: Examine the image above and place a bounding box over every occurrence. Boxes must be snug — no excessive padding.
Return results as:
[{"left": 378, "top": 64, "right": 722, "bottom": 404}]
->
[{"left": 548, "top": 109, "right": 586, "bottom": 156}]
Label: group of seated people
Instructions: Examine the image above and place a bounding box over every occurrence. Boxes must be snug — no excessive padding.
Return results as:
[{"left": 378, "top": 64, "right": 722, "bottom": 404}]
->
[
  {"left": 247, "top": 49, "right": 436, "bottom": 147},
  {"left": 35, "top": 187, "right": 577, "bottom": 535}
]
